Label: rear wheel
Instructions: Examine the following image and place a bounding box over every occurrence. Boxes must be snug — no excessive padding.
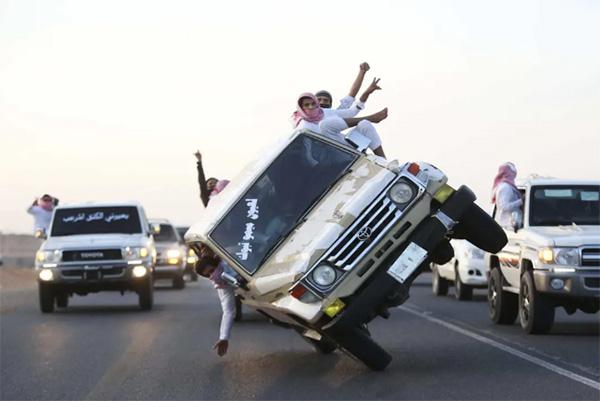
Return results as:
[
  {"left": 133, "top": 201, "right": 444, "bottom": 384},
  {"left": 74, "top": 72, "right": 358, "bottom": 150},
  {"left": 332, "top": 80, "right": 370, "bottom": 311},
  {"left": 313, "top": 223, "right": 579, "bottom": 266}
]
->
[
  {"left": 432, "top": 266, "right": 449, "bottom": 296},
  {"left": 56, "top": 292, "right": 69, "bottom": 308},
  {"left": 454, "top": 265, "right": 473, "bottom": 301},
  {"left": 39, "top": 282, "right": 55, "bottom": 313},
  {"left": 453, "top": 203, "right": 507, "bottom": 253},
  {"left": 138, "top": 277, "right": 154, "bottom": 310},
  {"left": 519, "top": 271, "right": 554, "bottom": 334},
  {"left": 294, "top": 328, "right": 337, "bottom": 354},
  {"left": 488, "top": 268, "right": 518, "bottom": 324},
  {"left": 328, "top": 326, "right": 392, "bottom": 371}
]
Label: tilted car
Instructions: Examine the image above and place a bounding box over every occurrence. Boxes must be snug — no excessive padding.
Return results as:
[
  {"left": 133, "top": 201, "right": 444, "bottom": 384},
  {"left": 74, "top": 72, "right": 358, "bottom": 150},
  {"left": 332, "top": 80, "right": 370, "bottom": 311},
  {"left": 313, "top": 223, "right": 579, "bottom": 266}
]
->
[
  {"left": 487, "top": 178, "right": 600, "bottom": 333},
  {"left": 35, "top": 202, "right": 157, "bottom": 312},
  {"left": 150, "top": 219, "right": 187, "bottom": 289},
  {"left": 185, "top": 129, "right": 507, "bottom": 370},
  {"left": 432, "top": 239, "right": 488, "bottom": 300}
]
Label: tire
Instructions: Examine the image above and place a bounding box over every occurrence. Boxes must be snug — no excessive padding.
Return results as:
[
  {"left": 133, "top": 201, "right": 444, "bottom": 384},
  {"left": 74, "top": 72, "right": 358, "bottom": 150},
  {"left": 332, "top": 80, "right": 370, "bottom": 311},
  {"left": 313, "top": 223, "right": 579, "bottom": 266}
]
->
[
  {"left": 138, "top": 277, "right": 154, "bottom": 310},
  {"left": 454, "top": 264, "right": 473, "bottom": 301},
  {"left": 488, "top": 268, "right": 518, "bottom": 324},
  {"left": 294, "top": 328, "right": 337, "bottom": 354},
  {"left": 234, "top": 295, "right": 243, "bottom": 322},
  {"left": 432, "top": 266, "right": 449, "bottom": 296},
  {"left": 56, "top": 292, "right": 69, "bottom": 308},
  {"left": 453, "top": 203, "right": 508, "bottom": 253},
  {"left": 328, "top": 327, "right": 392, "bottom": 371},
  {"left": 190, "top": 272, "right": 198, "bottom": 282},
  {"left": 173, "top": 274, "right": 185, "bottom": 289},
  {"left": 519, "top": 271, "right": 555, "bottom": 334},
  {"left": 431, "top": 241, "right": 454, "bottom": 265},
  {"left": 39, "top": 282, "right": 55, "bottom": 313}
]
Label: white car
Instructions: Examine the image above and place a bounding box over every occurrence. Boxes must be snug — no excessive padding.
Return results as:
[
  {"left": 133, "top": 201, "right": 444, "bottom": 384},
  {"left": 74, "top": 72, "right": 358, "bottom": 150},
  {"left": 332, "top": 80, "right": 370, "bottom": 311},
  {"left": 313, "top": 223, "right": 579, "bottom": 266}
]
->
[
  {"left": 149, "top": 219, "right": 187, "bottom": 289},
  {"left": 432, "top": 239, "right": 487, "bottom": 300},
  {"left": 487, "top": 178, "right": 600, "bottom": 334},
  {"left": 35, "top": 202, "right": 157, "bottom": 312},
  {"left": 185, "top": 129, "right": 507, "bottom": 370}
]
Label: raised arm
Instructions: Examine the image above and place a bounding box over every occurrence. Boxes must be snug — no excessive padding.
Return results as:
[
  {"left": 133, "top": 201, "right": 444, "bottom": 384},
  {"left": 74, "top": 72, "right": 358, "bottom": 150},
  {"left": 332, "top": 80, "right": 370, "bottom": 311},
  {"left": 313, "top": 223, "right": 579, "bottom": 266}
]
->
[
  {"left": 359, "top": 78, "right": 382, "bottom": 103},
  {"left": 194, "top": 150, "right": 210, "bottom": 207},
  {"left": 347, "top": 62, "right": 370, "bottom": 98}
]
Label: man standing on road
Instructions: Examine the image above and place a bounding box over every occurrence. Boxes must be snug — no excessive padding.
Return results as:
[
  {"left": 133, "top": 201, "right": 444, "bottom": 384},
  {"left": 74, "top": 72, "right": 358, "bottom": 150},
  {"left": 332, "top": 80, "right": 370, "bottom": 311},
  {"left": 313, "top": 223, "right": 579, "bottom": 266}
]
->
[{"left": 26, "top": 194, "right": 58, "bottom": 235}]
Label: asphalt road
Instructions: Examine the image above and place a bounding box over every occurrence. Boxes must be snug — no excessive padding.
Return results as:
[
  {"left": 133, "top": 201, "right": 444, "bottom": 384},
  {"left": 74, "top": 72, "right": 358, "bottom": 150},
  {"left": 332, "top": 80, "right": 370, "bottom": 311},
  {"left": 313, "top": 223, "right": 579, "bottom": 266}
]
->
[{"left": 1, "top": 273, "right": 598, "bottom": 400}]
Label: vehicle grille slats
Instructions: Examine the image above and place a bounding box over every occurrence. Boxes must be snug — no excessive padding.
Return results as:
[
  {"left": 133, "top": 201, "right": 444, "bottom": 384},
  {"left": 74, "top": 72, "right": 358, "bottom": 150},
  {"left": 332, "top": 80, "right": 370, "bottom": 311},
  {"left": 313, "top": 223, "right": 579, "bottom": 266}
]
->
[
  {"left": 326, "top": 195, "right": 402, "bottom": 270},
  {"left": 581, "top": 248, "right": 600, "bottom": 267},
  {"left": 62, "top": 249, "right": 122, "bottom": 262}
]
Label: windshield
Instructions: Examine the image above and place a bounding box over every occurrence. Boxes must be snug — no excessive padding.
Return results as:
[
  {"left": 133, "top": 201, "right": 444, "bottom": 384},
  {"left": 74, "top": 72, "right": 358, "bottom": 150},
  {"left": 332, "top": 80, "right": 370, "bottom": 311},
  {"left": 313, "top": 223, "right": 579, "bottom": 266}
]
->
[
  {"left": 51, "top": 207, "right": 142, "bottom": 236},
  {"left": 211, "top": 134, "right": 358, "bottom": 274},
  {"left": 154, "top": 224, "right": 180, "bottom": 243},
  {"left": 530, "top": 185, "right": 600, "bottom": 226}
]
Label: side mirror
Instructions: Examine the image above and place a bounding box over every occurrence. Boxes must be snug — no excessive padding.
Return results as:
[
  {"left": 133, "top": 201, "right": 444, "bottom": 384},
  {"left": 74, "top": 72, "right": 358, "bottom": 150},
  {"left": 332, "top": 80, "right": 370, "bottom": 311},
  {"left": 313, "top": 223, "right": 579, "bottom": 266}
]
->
[
  {"left": 34, "top": 228, "right": 47, "bottom": 240},
  {"left": 149, "top": 223, "right": 161, "bottom": 235},
  {"left": 345, "top": 131, "right": 371, "bottom": 153}
]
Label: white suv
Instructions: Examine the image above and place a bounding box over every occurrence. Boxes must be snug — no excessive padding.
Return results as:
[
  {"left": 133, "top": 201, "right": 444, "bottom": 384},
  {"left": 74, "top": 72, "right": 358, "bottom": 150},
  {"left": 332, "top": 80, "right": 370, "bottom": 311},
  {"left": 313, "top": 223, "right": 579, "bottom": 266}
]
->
[
  {"left": 432, "top": 239, "right": 487, "bottom": 300},
  {"left": 487, "top": 178, "right": 600, "bottom": 333},
  {"left": 35, "top": 202, "right": 157, "bottom": 312}
]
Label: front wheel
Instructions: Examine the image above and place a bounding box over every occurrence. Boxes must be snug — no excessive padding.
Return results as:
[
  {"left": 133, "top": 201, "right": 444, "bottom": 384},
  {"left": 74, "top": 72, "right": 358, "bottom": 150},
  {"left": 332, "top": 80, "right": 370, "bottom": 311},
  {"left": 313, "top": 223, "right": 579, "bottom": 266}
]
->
[
  {"left": 173, "top": 274, "right": 185, "bottom": 289},
  {"left": 432, "top": 266, "right": 449, "bottom": 296},
  {"left": 138, "top": 277, "right": 154, "bottom": 310},
  {"left": 39, "top": 282, "right": 55, "bottom": 313},
  {"left": 488, "top": 268, "right": 518, "bottom": 324},
  {"left": 454, "top": 265, "right": 473, "bottom": 301},
  {"left": 294, "top": 328, "right": 337, "bottom": 354},
  {"left": 519, "top": 271, "right": 554, "bottom": 334},
  {"left": 56, "top": 292, "right": 69, "bottom": 308}
]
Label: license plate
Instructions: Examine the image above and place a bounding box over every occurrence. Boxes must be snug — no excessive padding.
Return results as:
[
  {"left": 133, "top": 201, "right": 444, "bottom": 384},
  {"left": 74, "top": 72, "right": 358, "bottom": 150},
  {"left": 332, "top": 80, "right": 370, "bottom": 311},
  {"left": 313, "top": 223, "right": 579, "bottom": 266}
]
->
[{"left": 387, "top": 242, "right": 428, "bottom": 283}]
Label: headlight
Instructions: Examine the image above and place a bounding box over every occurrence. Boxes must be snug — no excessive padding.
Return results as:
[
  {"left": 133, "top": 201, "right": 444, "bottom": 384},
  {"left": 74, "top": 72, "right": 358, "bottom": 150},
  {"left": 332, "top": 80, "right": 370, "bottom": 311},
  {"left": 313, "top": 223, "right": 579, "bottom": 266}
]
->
[
  {"left": 39, "top": 269, "right": 54, "bottom": 281},
  {"left": 312, "top": 264, "right": 337, "bottom": 287},
  {"left": 538, "top": 248, "right": 580, "bottom": 266},
  {"left": 554, "top": 248, "right": 579, "bottom": 266},
  {"left": 123, "top": 246, "right": 149, "bottom": 260},
  {"left": 132, "top": 265, "right": 148, "bottom": 278},
  {"left": 36, "top": 250, "right": 62, "bottom": 264},
  {"left": 388, "top": 181, "right": 415, "bottom": 205},
  {"left": 167, "top": 249, "right": 181, "bottom": 259}
]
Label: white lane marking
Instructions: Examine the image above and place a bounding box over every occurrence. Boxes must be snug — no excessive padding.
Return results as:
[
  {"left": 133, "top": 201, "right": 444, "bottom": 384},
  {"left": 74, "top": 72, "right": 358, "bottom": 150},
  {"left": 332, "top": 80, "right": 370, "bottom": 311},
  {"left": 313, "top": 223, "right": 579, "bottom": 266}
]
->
[{"left": 399, "top": 305, "right": 600, "bottom": 391}]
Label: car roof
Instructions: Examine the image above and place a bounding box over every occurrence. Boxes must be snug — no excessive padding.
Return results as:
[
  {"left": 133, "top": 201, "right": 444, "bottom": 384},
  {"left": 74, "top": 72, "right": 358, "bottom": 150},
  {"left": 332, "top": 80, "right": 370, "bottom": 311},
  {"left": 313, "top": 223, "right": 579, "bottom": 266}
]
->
[
  {"left": 54, "top": 202, "right": 143, "bottom": 210},
  {"left": 149, "top": 218, "right": 174, "bottom": 225},
  {"left": 517, "top": 178, "right": 600, "bottom": 187}
]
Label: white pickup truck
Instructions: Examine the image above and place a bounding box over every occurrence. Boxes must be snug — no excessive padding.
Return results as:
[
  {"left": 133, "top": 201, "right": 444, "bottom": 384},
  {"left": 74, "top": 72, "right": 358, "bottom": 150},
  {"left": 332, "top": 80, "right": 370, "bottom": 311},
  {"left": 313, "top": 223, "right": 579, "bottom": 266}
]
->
[{"left": 487, "top": 178, "right": 600, "bottom": 333}]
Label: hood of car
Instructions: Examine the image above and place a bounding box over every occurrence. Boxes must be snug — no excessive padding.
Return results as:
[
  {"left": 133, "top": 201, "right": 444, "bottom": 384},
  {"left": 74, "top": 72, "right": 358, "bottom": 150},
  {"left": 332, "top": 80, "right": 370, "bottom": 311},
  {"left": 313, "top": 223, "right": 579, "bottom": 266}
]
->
[
  {"left": 42, "top": 233, "right": 148, "bottom": 250},
  {"left": 526, "top": 226, "right": 600, "bottom": 247},
  {"left": 252, "top": 157, "right": 396, "bottom": 282}
]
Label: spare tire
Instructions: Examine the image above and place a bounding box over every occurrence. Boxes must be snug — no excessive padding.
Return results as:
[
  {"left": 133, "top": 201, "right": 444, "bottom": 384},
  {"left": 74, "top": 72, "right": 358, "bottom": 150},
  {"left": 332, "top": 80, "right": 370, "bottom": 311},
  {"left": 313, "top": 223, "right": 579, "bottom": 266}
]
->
[{"left": 452, "top": 203, "right": 507, "bottom": 253}]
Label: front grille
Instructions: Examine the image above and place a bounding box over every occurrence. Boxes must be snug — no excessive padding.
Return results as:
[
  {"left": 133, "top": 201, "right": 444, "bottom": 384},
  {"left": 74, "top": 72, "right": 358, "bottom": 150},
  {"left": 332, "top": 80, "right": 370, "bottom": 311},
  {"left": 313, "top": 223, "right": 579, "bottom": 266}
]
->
[
  {"left": 61, "top": 267, "right": 125, "bottom": 279},
  {"left": 62, "top": 249, "right": 122, "bottom": 262},
  {"left": 581, "top": 248, "right": 600, "bottom": 267},
  {"left": 326, "top": 196, "right": 403, "bottom": 271}
]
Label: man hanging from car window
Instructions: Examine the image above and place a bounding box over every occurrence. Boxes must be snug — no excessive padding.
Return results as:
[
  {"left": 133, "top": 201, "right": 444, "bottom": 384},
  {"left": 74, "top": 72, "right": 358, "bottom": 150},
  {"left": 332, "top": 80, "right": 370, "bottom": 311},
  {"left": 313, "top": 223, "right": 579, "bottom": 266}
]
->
[
  {"left": 27, "top": 194, "right": 59, "bottom": 235},
  {"left": 492, "top": 162, "right": 523, "bottom": 229},
  {"left": 195, "top": 246, "right": 240, "bottom": 357}
]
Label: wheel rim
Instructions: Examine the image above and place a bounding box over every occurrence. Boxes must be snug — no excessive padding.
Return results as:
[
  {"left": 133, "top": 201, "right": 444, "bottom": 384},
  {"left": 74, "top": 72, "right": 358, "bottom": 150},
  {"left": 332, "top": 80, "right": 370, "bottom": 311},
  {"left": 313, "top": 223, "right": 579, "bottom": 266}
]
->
[
  {"left": 489, "top": 276, "right": 498, "bottom": 312},
  {"left": 520, "top": 280, "right": 531, "bottom": 323}
]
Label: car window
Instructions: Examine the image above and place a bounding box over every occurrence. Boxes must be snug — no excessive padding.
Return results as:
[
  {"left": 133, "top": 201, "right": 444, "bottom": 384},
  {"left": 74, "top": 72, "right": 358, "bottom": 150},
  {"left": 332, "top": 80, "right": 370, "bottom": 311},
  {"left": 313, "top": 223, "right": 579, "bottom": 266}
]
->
[
  {"left": 530, "top": 185, "right": 600, "bottom": 226},
  {"left": 154, "top": 224, "right": 180, "bottom": 243}
]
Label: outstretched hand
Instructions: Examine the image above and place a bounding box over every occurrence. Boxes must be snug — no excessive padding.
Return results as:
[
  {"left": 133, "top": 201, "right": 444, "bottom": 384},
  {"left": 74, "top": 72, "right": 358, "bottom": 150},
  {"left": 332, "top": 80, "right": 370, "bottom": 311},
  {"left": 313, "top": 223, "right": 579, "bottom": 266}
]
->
[
  {"left": 213, "top": 339, "right": 229, "bottom": 357},
  {"left": 359, "top": 62, "right": 370, "bottom": 72},
  {"left": 366, "top": 78, "right": 381, "bottom": 93},
  {"left": 194, "top": 150, "right": 202, "bottom": 162}
]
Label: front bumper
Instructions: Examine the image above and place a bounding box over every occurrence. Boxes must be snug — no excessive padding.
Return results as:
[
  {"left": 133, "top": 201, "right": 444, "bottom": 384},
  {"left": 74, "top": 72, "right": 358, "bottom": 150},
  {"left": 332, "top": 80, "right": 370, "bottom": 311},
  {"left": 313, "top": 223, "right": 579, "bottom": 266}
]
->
[
  {"left": 321, "top": 186, "right": 478, "bottom": 334},
  {"left": 35, "top": 261, "right": 152, "bottom": 290},
  {"left": 459, "top": 260, "right": 488, "bottom": 287},
  {"left": 533, "top": 269, "right": 600, "bottom": 298},
  {"left": 153, "top": 262, "right": 184, "bottom": 279}
]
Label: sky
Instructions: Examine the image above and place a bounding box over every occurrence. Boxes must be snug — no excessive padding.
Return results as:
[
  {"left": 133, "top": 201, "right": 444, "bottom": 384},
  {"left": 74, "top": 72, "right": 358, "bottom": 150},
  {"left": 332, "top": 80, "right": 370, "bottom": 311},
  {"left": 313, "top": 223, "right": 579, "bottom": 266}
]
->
[{"left": 1, "top": 0, "right": 599, "bottom": 234}]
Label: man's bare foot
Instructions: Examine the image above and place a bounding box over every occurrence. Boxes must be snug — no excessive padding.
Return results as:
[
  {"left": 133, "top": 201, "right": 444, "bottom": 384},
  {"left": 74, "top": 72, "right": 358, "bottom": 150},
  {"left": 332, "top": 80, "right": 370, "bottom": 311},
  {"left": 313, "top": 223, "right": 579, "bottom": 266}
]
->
[{"left": 370, "top": 108, "right": 388, "bottom": 123}]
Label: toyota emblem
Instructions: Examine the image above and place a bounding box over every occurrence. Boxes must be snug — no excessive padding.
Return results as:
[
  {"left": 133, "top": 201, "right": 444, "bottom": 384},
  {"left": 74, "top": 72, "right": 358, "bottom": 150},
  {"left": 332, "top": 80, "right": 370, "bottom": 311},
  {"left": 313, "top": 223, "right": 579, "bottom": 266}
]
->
[{"left": 357, "top": 227, "right": 373, "bottom": 241}]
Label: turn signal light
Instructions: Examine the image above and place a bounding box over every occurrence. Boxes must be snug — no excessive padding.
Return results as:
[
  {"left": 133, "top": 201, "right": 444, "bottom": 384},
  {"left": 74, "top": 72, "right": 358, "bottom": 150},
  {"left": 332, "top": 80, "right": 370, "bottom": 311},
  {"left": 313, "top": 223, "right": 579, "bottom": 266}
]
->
[
  {"left": 323, "top": 298, "right": 346, "bottom": 318},
  {"left": 407, "top": 162, "right": 420, "bottom": 175},
  {"left": 290, "top": 284, "right": 308, "bottom": 299}
]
